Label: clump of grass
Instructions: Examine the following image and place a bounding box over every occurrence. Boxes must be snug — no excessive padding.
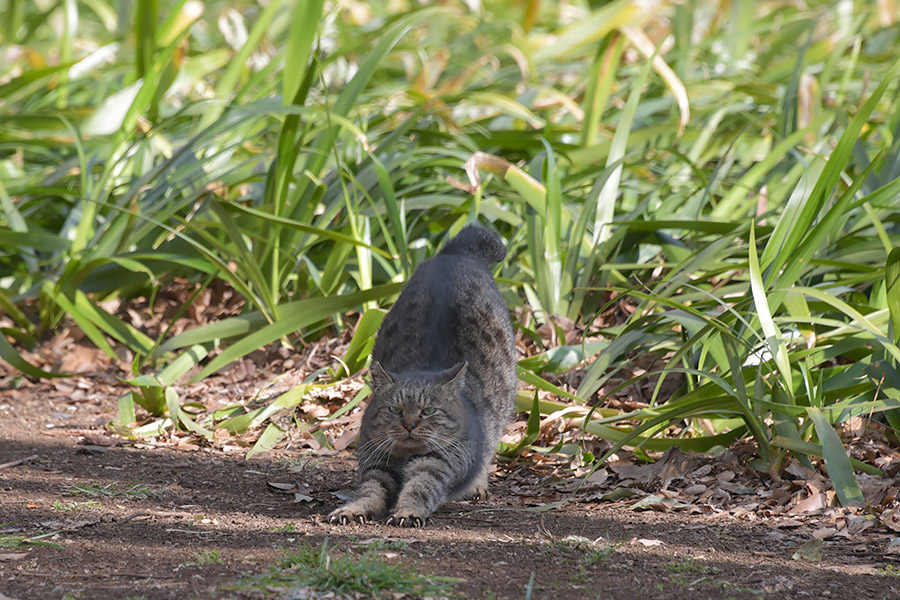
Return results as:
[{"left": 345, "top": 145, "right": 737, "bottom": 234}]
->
[
  {"left": 62, "top": 482, "right": 167, "bottom": 498},
  {"left": 557, "top": 535, "right": 622, "bottom": 565},
  {"left": 665, "top": 555, "right": 719, "bottom": 586},
  {"left": 228, "top": 539, "right": 460, "bottom": 599},
  {"left": 181, "top": 550, "right": 223, "bottom": 567},
  {"left": 52, "top": 501, "right": 103, "bottom": 512},
  {"left": 877, "top": 565, "right": 900, "bottom": 578}
]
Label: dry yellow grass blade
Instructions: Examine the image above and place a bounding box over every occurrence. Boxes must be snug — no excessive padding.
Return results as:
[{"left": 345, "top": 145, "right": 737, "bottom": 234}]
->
[{"left": 620, "top": 26, "right": 689, "bottom": 136}]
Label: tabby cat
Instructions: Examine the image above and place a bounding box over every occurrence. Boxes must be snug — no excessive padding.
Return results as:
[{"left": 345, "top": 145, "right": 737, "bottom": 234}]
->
[{"left": 329, "top": 225, "right": 517, "bottom": 527}]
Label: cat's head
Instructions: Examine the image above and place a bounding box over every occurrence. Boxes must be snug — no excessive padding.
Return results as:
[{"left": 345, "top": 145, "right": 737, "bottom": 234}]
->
[{"left": 362, "top": 361, "right": 469, "bottom": 459}]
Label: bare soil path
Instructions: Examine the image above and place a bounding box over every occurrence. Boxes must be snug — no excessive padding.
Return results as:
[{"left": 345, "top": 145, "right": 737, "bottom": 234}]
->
[{"left": 2, "top": 374, "right": 899, "bottom": 600}]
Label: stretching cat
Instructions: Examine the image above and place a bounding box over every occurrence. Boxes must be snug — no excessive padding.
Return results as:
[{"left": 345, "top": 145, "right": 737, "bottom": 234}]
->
[{"left": 329, "top": 225, "right": 517, "bottom": 527}]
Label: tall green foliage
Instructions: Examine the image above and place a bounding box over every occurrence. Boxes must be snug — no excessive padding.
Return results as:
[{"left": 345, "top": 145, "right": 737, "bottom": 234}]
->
[{"left": 1, "top": 1, "right": 899, "bottom": 495}]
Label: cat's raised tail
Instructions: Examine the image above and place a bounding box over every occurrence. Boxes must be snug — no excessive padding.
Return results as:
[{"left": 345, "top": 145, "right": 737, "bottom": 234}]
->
[{"left": 438, "top": 225, "right": 506, "bottom": 264}]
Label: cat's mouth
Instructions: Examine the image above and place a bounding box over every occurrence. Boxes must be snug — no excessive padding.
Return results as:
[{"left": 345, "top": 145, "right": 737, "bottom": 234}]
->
[{"left": 394, "top": 434, "right": 425, "bottom": 451}]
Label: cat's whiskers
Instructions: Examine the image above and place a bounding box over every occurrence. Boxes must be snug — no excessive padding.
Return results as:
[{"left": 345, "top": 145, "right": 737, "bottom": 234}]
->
[
  {"left": 358, "top": 433, "right": 392, "bottom": 456},
  {"left": 422, "top": 437, "right": 457, "bottom": 461},
  {"left": 368, "top": 439, "right": 397, "bottom": 469},
  {"left": 359, "top": 434, "right": 396, "bottom": 469},
  {"left": 420, "top": 429, "right": 474, "bottom": 465}
]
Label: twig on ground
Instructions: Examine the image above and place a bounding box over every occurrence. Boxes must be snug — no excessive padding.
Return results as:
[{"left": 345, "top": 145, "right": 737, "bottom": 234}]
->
[
  {"left": 120, "top": 510, "right": 199, "bottom": 523},
  {"left": 0, "top": 455, "right": 38, "bottom": 470}
]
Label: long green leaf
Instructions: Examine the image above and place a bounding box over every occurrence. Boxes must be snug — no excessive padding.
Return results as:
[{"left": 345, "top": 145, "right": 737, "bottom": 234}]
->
[
  {"left": 185, "top": 283, "right": 403, "bottom": 381},
  {"left": 806, "top": 407, "right": 864, "bottom": 506},
  {"left": 886, "top": 247, "right": 900, "bottom": 345},
  {"left": 748, "top": 223, "right": 793, "bottom": 392},
  {"left": 283, "top": 0, "right": 324, "bottom": 103},
  {"left": 765, "top": 57, "right": 900, "bottom": 280},
  {"left": 0, "top": 334, "right": 67, "bottom": 379},
  {"left": 159, "top": 282, "right": 403, "bottom": 355},
  {"left": 593, "top": 45, "right": 656, "bottom": 245}
]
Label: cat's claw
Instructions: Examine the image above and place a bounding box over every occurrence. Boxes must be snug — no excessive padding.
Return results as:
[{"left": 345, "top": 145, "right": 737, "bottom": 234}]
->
[
  {"left": 386, "top": 514, "right": 430, "bottom": 528},
  {"left": 329, "top": 509, "right": 371, "bottom": 525}
]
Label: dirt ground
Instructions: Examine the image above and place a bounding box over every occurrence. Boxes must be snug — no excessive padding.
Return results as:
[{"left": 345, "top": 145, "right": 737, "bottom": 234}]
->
[{"left": 2, "top": 368, "right": 900, "bottom": 600}]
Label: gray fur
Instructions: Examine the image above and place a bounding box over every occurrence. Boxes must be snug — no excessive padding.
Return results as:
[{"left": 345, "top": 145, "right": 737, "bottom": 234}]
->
[{"left": 329, "top": 226, "right": 517, "bottom": 527}]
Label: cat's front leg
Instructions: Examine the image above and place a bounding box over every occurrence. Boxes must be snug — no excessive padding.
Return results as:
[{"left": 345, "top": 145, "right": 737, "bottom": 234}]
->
[
  {"left": 450, "top": 459, "right": 490, "bottom": 501},
  {"left": 451, "top": 476, "right": 489, "bottom": 501},
  {"left": 329, "top": 469, "right": 396, "bottom": 525},
  {"left": 387, "top": 456, "right": 456, "bottom": 527}
]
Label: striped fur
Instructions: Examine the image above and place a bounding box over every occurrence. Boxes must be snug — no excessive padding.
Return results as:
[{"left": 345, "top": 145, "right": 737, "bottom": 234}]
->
[{"left": 329, "top": 226, "right": 516, "bottom": 527}]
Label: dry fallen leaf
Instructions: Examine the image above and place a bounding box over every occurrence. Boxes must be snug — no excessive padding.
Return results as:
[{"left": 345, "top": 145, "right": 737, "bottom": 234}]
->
[
  {"left": 775, "top": 519, "right": 804, "bottom": 529},
  {"left": 886, "top": 538, "right": 900, "bottom": 554},
  {"left": 0, "top": 553, "right": 28, "bottom": 561},
  {"left": 592, "top": 487, "right": 642, "bottom": 502},
  {"left": 789, "top": 492, "right": 828, "bottom": 515},
  {"left": 792, "top": 538, "right": 824, "bottom": 561},
  {"left": 683, "top": 484, "right": 706, "bottom": 496},
  {"left": 812, "top": 527, "right": 836, "bottom": 540},
  {"left": 880, "top": 508, "right": 900, "bottom": 532},
  {"left": 267, "top": 481, "right": 298, "bottom": 492},
  {"left": 630, "top": 494, "right": 692, "bottom": 512}
]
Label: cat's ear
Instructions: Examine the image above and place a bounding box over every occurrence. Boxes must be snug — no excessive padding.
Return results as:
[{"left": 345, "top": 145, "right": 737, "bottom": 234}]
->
[
  {"left": 436, "top": 362, "right": 467, "bottom": 387},
  {"left": 368, "top": 361, "right": 395, "bottom": 392}
]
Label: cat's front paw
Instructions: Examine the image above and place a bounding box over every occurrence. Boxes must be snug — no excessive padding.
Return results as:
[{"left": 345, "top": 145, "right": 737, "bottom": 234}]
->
[
  {"left": 328, "top": 506, "right": 375, "bottom": 525},
  {"left": 469, "top": 485, "right": 489, "bottom": 501},
  {"left": 386, "top": 508, "right": 432, "bottom": 528},
  {"left": 451, "top": 483, "right": 489, "bottom": 502}
]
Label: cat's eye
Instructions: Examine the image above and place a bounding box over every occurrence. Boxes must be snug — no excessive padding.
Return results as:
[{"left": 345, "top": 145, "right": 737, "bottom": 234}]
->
[
  {"left": 387, "top": 406, "right": 402, "bottom": 415},
  {"left": 421, "top": 407, "right": 437, "bottom": 416}
]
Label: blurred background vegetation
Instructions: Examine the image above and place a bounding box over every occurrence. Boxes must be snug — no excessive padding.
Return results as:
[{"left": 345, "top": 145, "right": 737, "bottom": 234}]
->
[{"left": 2, "top": 0, "right": 900, "bottom": 502}]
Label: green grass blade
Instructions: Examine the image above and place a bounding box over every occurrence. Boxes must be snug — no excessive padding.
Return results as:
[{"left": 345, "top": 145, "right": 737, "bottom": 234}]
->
[
  {"left": 218, "top": 384, "right": 311, "bottom": 434},
  {"left": 219, "top": 200, "right": 392, "bottom": 258},
  {"left": 200, "top": 0, "right": 285, "bottom": 128},
  {"left": 581, "top": 32, "right": 624, "bottom": 148},
  {"left": 135, "top": 0, "right": 158, "bottom": 80},
  {"left": 500, "top": 391, "right": 542, "bottom": 456},
  {"left": 370, "top": 154, "right": 409, "bottom": 276},
  {"left": 887, "top": 247, "right": 900, "bottom": 345},
  {"left": 765, "top": 57, "right": 900, "bottom": 279},
  {"left": 338, "top": 308, "right": 386, "bottom": 378},
  {"left": 806, "top": 407, "right": 864, "bottom": 506},
  {"left": 159, "top": 282, "right": 403, "bottom": 355},
  {"left": 0, "top": 334, "right": 66, "bottom": 379},
  {"left": 593, "top": 44, "right": 656, "bottom": 245},
  {"left": 770, "top": 436, "right": 881, "bottom": 475},
  {"left": 283, "top": 0, "right": 324, "bottom": 104},
  {"left": 0, "top": 288, "right": 34, "bottom": 333},
  {"left": 532, "top": 0, "right": 639, "bottom": 62},
  {"left": 183, "top": 283, "right": 403, "bottom": 381},
  {"left": 72, "top": 290, "right": 155, "bottom": 354},
  {"left": 792, "top": 286, "right": 900, "bottom": 363},
  {"left": 748, "top": 223, "right": 793, "bottom": 392},
  {"left": 40, "top": 282, "right": 116, "bottom": 359},
  {"left": 246, "top": 423, "right": 286, "bottom": 459},
  {"left": 158, "top": 345, "right": 208, "bottom": 387}
]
